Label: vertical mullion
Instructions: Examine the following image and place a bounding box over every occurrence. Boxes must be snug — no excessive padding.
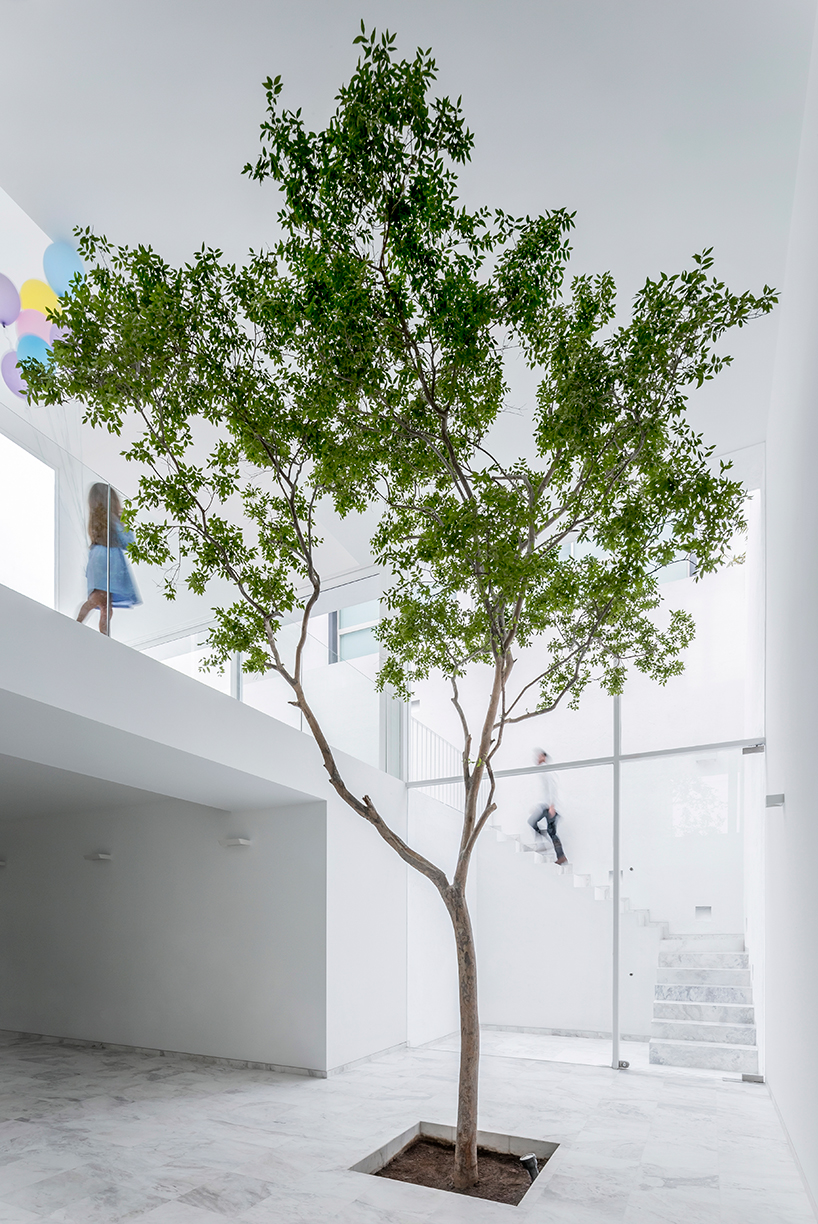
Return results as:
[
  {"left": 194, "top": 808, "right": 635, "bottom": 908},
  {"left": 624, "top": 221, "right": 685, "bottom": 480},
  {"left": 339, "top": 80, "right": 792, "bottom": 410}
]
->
[
  {"left": 612, "top": 693, "right": 621, "bottom": 1070},
  {"left": 105, "top": 484, "right": 112, "bottom": 637}
]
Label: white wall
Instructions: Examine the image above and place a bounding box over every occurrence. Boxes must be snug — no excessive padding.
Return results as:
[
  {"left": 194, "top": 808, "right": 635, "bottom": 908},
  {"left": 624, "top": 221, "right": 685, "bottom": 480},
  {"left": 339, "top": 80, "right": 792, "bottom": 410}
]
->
[
  {"left": 325, "top": 788, "right": 408, "bottom": 1071},
  {"left": 405, "top": 790, "right": 466, "bottom": 1048},
  {"left": 0, "top": 799, "right": 328, "bottom": 1071},
  {"left": 476, "top": 830, "right": 663, "bottom": 1039},
  {"left": 765, "top": 12, "right": 818, "bottom": 1210}
]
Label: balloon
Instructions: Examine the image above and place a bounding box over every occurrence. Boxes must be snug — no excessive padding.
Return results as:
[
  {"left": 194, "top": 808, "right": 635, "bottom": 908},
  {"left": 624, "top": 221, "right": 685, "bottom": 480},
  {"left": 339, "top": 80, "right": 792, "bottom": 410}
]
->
[
  {"left": 20, "top": 279, "right": 59, "bottom": 317},
  {"left": 43, "top": 242, "right": 84, "bottom": 297},
  {"left": 16, "top": 308, "right": 52, "bottom": 344},
  {"left": 16, "top": 333, "right": 50, "bottom": 365},
  {"left": 0, "top": 273, "right": 20, "bottom": 326},
  {"left": 50, "top": 323, "right": 68, "bottom": 344},
  {"left": 1, "top": 350, "right": 26, "bottom": 398}
]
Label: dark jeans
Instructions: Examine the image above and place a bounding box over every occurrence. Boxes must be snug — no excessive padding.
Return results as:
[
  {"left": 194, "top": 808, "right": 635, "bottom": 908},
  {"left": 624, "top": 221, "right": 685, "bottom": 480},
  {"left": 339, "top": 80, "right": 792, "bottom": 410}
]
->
[{"left": 527, "top": 805, "right": 566, "bottom": 860}]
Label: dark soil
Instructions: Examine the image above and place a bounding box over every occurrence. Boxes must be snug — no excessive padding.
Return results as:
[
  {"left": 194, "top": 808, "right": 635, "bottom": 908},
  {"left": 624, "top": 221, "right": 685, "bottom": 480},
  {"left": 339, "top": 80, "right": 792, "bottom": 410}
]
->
[{"left": 375, "top": 1136, "right": 537, "bottom": 1205}]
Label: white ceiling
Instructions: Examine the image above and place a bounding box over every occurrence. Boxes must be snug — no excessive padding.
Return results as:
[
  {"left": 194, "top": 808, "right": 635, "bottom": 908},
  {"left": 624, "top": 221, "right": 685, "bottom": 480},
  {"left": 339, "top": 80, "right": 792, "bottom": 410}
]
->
[
  {"left": 0, "top": 0, "right": 814, "bottom": 459},
  {"left": 0, "top": 751, "right": 187, "bottom": 820}
]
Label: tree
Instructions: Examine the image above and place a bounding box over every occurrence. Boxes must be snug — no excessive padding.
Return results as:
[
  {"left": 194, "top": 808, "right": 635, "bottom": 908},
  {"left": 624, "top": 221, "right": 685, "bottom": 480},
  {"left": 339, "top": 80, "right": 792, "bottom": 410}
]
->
[{"left": 24, "top": 27, "right": 776, "bottom": 1191}]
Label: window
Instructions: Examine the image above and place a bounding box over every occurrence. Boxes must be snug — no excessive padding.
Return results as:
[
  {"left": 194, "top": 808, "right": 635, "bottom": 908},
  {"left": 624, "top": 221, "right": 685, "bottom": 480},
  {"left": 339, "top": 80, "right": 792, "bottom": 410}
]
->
[{"left": 329, "top": 599, "right": 380, "bottom": 663}]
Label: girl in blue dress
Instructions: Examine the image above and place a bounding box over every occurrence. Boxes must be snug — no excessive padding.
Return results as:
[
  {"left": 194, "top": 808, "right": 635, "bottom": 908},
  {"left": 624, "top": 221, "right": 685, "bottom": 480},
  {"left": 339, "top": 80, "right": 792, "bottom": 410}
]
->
[{"left": 77, "top": 482, "right": 141, "bottom": 634}]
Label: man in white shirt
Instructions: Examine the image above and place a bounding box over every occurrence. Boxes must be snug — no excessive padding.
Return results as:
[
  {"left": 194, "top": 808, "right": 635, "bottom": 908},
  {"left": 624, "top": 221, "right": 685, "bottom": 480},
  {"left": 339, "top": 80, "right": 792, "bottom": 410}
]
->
[{"left": 526, "top": 749, "right": 568, "bottom": 864}]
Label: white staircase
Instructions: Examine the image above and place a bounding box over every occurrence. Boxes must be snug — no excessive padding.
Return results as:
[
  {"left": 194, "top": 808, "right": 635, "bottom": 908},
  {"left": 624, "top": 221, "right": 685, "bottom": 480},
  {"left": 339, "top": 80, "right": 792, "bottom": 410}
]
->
[
  {"left": 489, "top": 822, "right": 759, "bottom": 1072},
  {"left": 649, "top": 934, "right": 759, "bottom": 1073},
  {"left": 490, "top": 823, "right": 668, "bottom": 932}
]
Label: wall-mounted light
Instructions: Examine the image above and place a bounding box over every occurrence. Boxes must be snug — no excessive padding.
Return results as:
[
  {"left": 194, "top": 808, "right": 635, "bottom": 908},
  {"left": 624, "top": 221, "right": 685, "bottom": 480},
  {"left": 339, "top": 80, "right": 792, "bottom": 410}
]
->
[
  {"left": 219, "top": 838, "right": 251, "bottom": 848},
  {"left": 765, "top": 794, "right": 785, "bottom": 809},
  {"left": 84, "top": 851, "right": 112, "bottom": 861}
]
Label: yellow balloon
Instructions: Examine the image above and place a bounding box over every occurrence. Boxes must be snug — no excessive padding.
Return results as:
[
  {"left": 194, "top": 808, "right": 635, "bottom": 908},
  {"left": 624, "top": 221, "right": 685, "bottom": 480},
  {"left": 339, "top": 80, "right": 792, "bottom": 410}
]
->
[{"left": 20, "top": 279, "right": 60, "bottom": 316}]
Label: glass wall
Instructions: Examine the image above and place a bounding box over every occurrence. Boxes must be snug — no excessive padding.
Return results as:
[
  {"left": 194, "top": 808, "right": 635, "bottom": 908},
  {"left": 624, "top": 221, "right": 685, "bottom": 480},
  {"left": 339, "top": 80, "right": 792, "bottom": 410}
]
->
[
  {"left": 618, "top": 744, "right": 765, "bottom": 1079},
  {"left": 410, "top": 668, "right": 614, "bottom": 776},
  {"left": 622, "top": 748, "right": 745, "bottom": 934},
  {"left": 621, "top": 490, "right": 764, "bottom": 754},
  {"left": 619, "top": 748, "right": 745, "bottom": 1037},
  {"left": 409, "top": 473, "right": 765, "bottom": 1068}
]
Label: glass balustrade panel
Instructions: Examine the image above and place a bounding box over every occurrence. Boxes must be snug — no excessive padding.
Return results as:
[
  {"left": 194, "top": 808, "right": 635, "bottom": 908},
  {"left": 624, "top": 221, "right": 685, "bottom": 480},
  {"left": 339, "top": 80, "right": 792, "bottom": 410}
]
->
[{"left": 142, "top": 635, "right": 232, "bottom": 696}]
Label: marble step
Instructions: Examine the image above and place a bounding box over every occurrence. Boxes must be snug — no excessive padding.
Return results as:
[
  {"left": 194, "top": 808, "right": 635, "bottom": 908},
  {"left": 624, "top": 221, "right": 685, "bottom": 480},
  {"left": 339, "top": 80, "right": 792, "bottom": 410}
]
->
[
  {"left": 649, "top": 1038, "right": 759, "bottom": 1073},
  {"left": 655, "top": 983, "right": 753, "bottom": 1004},
  {"left": 657, "top": 967, "right": 751, "bottom": 987},
  {"left": 651, "top": 1019, "right": 757, "bottom": 1045},
  {"left": 653, "top": 1001, "right": 755, "bottom": 1024},
  {"left": 658, "top": 951, "right": 749, "bottom": 970},
  {"left": 658, "top": 935, "right": 745, "bottom": 953}
]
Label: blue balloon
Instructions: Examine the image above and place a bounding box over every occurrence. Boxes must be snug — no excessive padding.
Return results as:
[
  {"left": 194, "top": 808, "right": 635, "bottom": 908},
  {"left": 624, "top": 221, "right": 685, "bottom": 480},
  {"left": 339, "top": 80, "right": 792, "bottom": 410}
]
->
[
  {"left": 16, "top": 333, "right": 50, "bottom": 365},
  {"left": 43, "top": 242, "right": 84, "bottom": 297}
]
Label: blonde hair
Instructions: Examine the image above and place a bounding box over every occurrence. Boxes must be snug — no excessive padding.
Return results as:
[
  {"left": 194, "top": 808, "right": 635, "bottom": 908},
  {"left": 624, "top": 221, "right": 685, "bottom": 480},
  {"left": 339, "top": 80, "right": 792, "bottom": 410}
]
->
[{"left": 87, "top": 482, "right": 122, "bottom": 546}]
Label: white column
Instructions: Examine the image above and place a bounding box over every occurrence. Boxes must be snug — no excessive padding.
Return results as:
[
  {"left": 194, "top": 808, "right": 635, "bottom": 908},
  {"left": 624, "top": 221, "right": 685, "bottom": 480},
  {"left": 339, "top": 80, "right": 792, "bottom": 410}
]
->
[{"left": 764, "top": 12, "right": 818, "bottom": 1208}]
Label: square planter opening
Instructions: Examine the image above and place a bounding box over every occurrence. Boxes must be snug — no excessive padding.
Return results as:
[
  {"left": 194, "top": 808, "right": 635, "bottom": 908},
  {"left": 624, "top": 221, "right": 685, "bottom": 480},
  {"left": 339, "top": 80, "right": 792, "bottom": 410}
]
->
[{"left": 351, "top": 1121, "right": 558, "bottom": 1207}]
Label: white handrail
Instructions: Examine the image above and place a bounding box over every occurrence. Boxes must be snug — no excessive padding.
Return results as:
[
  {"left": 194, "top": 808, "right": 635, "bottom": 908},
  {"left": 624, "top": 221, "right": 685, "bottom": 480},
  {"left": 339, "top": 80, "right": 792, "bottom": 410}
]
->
[{"left": 409, "top": 716, "right": 491, "bottom": 812}]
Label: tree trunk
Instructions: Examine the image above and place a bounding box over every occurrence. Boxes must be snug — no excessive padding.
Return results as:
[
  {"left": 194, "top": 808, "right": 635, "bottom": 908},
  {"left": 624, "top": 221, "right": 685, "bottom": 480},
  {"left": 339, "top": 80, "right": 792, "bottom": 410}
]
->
[{"left": 447, "top": 884, "right": 480, "bottom": 1190}]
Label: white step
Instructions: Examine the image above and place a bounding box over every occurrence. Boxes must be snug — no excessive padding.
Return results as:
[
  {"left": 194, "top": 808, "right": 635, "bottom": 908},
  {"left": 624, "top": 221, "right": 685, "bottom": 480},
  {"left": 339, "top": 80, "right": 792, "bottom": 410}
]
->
[
  {"left": 653, "top": 1001, "right": 755, "bottom": 1024},
  {"left": 649, "top": 1038, "right": 758, "bottom": 1073},
  {"left": 658, "top": 951, "right": 748, "bottom": 970},
  {"left": 492, "top": 833, "right": 648, "bottom": 909},
  {"left": 627, "top": 907, "right": 662, "bottom": 928},
  {"left": 659, "top": 934, "right": 745, "bottom": 953},
  {"left": 655, "top": 983, "right": 753, "bottom": 1004},
  {"left": 657, "top": 967, "right": 751, "bottom": 987},
  {"left": 651, "top": 1019, "right": 756, "bottom": 1045}
]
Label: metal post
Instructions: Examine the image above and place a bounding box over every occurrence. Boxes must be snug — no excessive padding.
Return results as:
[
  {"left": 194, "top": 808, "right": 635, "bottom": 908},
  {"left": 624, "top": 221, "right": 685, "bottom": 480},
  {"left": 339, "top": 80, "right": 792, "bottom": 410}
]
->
[
  {"left": 612, "top": 692, "right": 621, "bottom": 1070},
  {"left": 230, "top": 652, "right": 243, "bottom": 702},
  {"left": 105, "top": 484, "right": 112, "bottom": 637}
]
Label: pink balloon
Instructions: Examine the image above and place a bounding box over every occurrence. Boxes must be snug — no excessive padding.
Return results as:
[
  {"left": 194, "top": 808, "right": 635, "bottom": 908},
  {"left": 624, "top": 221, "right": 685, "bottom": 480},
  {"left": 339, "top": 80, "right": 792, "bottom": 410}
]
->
[
  {"left": 16, "top": 309, "right": 52, "bottom": 344},
  {"left": 1, "top": 350, "right": 26, "bottom": 398},
  {"left": 50, "top": 323, "right": 68, "bottom": 344}
]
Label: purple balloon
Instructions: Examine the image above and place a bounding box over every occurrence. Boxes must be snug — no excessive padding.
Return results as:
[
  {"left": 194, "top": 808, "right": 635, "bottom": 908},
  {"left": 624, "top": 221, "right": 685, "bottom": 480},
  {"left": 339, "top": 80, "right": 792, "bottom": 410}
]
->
[
  {"left": 1, "top": 350, "right": 26, "bottom": 398},
  {"left": 0, "top": 274, "right": 21, "bottom": 327},
  {"left": 50, "top": 322, "right": 68, "bottom": 344}
]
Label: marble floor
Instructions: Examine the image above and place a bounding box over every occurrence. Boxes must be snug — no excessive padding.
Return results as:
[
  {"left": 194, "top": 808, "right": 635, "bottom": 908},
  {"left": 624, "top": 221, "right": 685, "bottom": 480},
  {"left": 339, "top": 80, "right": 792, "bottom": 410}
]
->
[{"left": 0, "top": 1030, "right": 813, "bottom": 1224}]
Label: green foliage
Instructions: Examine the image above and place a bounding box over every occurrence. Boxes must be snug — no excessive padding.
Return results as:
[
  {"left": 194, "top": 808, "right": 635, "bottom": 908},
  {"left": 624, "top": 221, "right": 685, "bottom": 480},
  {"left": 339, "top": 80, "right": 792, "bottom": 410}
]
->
[{"left": 23, "top": 26, "right": 776, "bottom": 739}]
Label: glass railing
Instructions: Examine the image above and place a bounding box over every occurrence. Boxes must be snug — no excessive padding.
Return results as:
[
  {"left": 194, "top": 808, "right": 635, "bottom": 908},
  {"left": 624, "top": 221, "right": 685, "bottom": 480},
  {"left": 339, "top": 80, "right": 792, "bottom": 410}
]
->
[
  {"left": 155, "top": 621, "right": 388, "bottom": 771},
  {"left": 0, "top": 393, "right": 394, "bottom": 775},
  {"left": 0, "top": 393, "right": 133, "bottom": 634},
  {"left": 0, "top": 391, "right": 216, "bottom": 648}
]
